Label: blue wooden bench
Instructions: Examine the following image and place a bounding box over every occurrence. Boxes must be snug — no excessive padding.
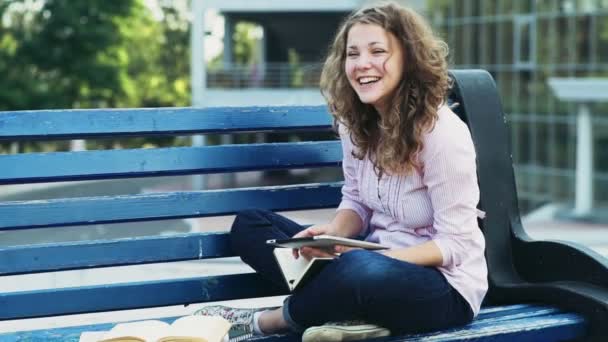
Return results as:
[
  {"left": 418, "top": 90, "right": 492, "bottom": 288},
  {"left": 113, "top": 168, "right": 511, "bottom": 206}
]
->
[{"left": 0, "top": 70, "right": 606, "bottom": 341}]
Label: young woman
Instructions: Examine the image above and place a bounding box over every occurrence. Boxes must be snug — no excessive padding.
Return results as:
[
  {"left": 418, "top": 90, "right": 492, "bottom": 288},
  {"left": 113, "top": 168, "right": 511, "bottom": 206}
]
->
[{"left": 197, "top": 2, "right": 487, "bottom": 341}]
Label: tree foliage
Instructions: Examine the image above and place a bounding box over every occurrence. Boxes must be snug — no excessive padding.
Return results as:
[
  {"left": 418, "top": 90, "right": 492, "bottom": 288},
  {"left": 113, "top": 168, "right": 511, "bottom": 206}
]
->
[
  {"left": 0, "top": 0, "right": 190, "bottom": 111},
  {"left": 0, "top": 0, "right": 191, "bottom": 152}
]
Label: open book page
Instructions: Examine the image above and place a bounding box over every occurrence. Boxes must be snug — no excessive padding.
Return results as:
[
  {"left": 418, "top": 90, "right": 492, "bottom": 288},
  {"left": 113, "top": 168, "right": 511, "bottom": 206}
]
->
[
  {"left": 159, "top": 315, "right": 231, "bottom": 342},
  {"left": 99, "top": 320, "right": 169, "bottom": 341},
  {"left": 273, "top": 248, "right": 333, "bottom": 291},
  {"left": 79, "top": 331, "right": 109, "bottom": 342},
  {"left": 91, "top": 315, "right": 230, "bottom": 342}
]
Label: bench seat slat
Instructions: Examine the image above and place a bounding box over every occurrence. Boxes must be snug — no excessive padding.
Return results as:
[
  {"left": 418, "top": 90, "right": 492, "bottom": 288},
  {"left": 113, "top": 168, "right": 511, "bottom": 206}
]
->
[
  {"left": 0, "top": 305, "right": 585, "bottom": 341},
  {"left": 0, "top": 142, "right": 342, "bottom": 184},
  {"left": 422, "top": 313, "right": 586, "bottom": 341},
  {"left": 0, "top": 106, "right": 331, "bottom": 140},
  {"left": 473, "top": 304, "right": 560, "bottom": 322},
  {"left": 0, "top": 233, "right": 232, "bottom": 275},
  {"left": 0, "top": 183, "right": 342, "bottom": 230},
  {"left": 0, "top": 273, "right": 287, "bottom": 320}
]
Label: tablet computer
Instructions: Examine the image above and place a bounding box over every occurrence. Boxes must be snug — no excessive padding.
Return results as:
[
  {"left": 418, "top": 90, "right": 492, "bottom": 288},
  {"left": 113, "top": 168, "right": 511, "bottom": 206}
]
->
[{"left": 266, "top": 234, "right": 388, "bottom": 250}]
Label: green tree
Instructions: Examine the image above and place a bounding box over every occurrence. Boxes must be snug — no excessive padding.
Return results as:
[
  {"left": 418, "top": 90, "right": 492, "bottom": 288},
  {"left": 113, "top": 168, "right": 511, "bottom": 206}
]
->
[
  {"left": 135, "top": 0, "right": 190, "bottom": 107},
  {"left": 233, "top": 22, "right": 259, "bottom": 65},
  {"left": 0, "top": 0, "right": 193, "bottom": 152},
  {"left": 0, "top": 1, "right": 136, "bottom": 110},
  {"left": 0, "top": 0, "right": 191, "bottom": 111}
]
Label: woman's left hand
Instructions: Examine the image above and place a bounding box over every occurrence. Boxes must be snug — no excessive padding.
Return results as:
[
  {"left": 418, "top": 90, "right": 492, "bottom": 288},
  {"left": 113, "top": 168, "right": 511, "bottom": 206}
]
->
[
  {"left": 332, "top": 245, "right": 361, "bottom": 255},
  {"left": 299, "top": 244, "right": 361, "bottom": 260}
]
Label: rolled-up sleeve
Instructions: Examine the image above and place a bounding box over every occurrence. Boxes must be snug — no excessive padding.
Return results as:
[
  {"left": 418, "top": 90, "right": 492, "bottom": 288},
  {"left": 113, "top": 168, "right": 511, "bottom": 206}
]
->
[
  {"left": 336, "top": 125, "right": 372, "bottom": 230},
  {"left": 421, "top": 113, "right": 482, "bottom": 267}
]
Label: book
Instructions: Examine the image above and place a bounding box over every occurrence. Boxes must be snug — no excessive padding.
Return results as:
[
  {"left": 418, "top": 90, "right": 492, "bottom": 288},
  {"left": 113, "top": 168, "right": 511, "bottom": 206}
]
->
[
  {"left": 273, "top": 247, "right": 334, "bottom": 291},
  {"left": 267, "top": 235, "right": 388, "bottom": 250},
  {"left": 79, "top": 315, "right": 231, "bottom": 342}
]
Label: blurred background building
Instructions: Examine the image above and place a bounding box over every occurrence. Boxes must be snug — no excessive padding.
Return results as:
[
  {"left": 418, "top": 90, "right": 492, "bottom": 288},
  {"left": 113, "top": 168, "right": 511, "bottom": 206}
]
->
[
  {"left": 197, "top": 0, "right": 608, "bottom": 219},
  {"left": 1, "top": 0, "right": 606, "bottom": 243},
  {"left": 428, "top": 0, "right": 608, "bottom": 218},
  {"left": 196, "top": 0, "right": 424, "bottom": 107}
]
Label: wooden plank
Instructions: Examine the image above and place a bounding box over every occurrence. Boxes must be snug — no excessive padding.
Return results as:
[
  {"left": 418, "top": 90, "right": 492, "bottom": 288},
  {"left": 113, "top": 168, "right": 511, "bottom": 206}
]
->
[
  {"left": 0, "top": 305, "right": 586, "bottom": 341},
  {"left": 404, "top": 313, "right": 586, "bottom": 341},
  {"left": 475, "top": 304, "right": 560, "bottom": 321},
  {"left": 0, "top": 321, "right": 121, "bottom": 342},
  {"left": 0, "top": 106, "right": 332, "bottom": 140},
  {"left": 0, "top": 183, "right": 342, "bottom": 230},
  {"left": 0, "top": 233, "right": 232, "bottom": 275},
  {"left": 0, "top": 273, "right": 287, "bottom": 320},
  {"left": 0, "top": 141, "right": 341, "bottom": 185}
]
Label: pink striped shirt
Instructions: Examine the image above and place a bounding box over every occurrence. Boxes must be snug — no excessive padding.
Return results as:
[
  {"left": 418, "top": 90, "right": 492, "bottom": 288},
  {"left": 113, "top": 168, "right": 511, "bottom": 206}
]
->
[{"left": 336, "top": 105, "right": 488, "bottom": 316}]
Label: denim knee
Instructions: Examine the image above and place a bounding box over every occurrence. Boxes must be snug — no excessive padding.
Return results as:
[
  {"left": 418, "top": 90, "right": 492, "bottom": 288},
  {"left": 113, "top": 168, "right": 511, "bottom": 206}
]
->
[
  {"left": 335, "top": 250, "right": 387, "bottom": 277},
  {"left": 333, "top": 250, "right": 422, "bottom": 294},
  {"left": 330, "top": 250, "right": 385, "bottom": 291},
  {"left": 230, "top": 209, "right": 266, "bottom": 252},
  {"left": 334, "top": 249, "right": 372, "bottom": 267},
  {"left": 231, "top": 209, "right": 268, "bottom": 233}
]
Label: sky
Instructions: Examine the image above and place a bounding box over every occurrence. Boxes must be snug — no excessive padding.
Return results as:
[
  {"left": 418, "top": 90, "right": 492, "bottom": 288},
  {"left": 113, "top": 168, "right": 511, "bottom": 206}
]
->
[
  {"left": 144, "top": 0, "right": 224, "bottom": 62},
  {"left": 204, "top": 9, "right": 224, "bottom": 62}
]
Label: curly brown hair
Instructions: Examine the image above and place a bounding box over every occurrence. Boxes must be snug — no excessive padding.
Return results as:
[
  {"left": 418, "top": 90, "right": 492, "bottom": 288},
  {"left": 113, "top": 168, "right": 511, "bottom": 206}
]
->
[{"left": 320, "top": 2, "right": 450, "bottom": 175}]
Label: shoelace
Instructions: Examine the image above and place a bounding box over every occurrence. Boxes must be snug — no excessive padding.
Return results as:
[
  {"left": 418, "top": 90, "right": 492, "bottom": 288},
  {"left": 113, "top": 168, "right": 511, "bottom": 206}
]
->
[{"left": 229, "top": 332, "right": 254, "bottom": 342}]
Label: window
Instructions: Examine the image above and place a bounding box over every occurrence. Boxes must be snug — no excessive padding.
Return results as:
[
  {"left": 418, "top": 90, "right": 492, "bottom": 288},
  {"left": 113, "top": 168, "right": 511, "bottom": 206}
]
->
[
  {"left": 485, "top": 22, "right": 498, "bottom": 65},
  {"left": 597, "top": 14, "right": 608, "bottom": 63},
  {"left": 498, "top": 21, "right": 514, "bottom": 64},
  {"left": 556, "top": 17, "right": 573, "bottom": 63},
  {"left": 481, "top": 1, "right": 497, "bottom": 16},
  {"left": 537, "top": 0, "right": 557, "bottom": 12},
  {"left": 576, "top": 16, "right": 593, "bottom": 64},
  {"left": 514, "top": 15, "right": 536, "bottom": 69}
]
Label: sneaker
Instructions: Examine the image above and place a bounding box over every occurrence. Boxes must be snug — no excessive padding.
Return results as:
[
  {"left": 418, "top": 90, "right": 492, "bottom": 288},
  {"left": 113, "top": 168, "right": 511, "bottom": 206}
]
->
[
  {"left": 193, "top": 305, "right": 267, "bottom": 342},
  {"left": 302, "top": 321, "right": 391, "bottom": 342}
]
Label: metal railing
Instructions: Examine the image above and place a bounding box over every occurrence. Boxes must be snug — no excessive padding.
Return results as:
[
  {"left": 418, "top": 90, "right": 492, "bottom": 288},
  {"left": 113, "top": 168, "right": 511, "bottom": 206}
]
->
[{"left": 207, "top": 62, "right": 323, "bottom": 89}]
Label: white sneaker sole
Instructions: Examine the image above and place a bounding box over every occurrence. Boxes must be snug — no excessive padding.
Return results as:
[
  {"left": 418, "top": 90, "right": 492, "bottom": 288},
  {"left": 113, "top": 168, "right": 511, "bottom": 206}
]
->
[{"left": 302, "top": 324, "right": 391, "bottom": 342}]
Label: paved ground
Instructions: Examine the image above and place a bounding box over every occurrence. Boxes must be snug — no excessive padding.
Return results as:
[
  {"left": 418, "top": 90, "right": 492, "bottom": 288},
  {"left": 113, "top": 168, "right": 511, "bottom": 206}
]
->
[{"left": 523, "top": 203, "right": 608, "bottom": 256}]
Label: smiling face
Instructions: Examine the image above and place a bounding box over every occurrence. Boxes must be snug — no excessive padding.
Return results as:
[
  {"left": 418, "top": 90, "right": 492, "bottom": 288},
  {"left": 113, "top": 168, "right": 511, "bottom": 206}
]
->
[{"left": 345, "top": 23, "right": 405, "bottom": 114}]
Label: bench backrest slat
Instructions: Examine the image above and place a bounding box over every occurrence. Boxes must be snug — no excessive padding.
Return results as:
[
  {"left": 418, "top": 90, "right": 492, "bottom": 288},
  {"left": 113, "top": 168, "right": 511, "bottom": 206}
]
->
[
  {"left": 1, "top": 233, "right": 231, "bottom": 275},
  {"left": 0, "top": 141, "right": 341, "bottom": 184},
  {"left": 0, "top": 273, "right": 287, "bottom": 320},
  {"left": 0, "top": 106, "right": 331, "bottom": 140},
  {"left": 0, "top": 183, "right": 342, "bottom": 230}
]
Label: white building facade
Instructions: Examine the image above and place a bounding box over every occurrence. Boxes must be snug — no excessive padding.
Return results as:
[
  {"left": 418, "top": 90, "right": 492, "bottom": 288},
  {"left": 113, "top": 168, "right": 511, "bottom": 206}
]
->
[{"left": 192, "top": 0, "right": 425, "bottom": 107}]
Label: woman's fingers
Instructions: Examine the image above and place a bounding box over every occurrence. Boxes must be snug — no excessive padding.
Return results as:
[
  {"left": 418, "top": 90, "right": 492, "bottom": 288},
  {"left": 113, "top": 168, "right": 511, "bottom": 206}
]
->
[
  {"left": 333, "top": 245, "right": 360, "bottom": 254},
  {"left": 307, "top": 226, "right": 327, "bottom": 236},
  {"left": 295, "top": 245, "right": 360, "bottom": 260},
  {"left": 291, "top": 224, "right": 335, "bottom": 259},
  {"left": 292, "top": 227, "right": 317, "bottom": 239},
  {"left": 293, "top": 224, "right": 330, "bottom": 239},
  {"left": 299, "top": 246, "right": 335, "bottom": 260},
  {"left": 291, "top": 230, "right": 308, "bottom": 239}
]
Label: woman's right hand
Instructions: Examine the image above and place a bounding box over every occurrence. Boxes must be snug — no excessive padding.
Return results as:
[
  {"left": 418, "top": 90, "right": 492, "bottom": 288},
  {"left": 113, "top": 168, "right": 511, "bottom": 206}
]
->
[{"left": 292, "top": 223, "right": 337, "bottom": 259}]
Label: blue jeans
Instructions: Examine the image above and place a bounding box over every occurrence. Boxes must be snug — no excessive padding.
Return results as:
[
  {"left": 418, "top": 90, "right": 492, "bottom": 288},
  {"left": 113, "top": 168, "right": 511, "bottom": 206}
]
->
[{"left": 230, "top": 209, "right": 473, "bottom": 334}]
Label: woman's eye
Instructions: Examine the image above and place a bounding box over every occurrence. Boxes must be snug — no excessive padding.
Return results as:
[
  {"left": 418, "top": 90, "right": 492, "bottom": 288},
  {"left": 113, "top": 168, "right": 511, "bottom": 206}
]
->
[
  {"left": 372, "top": 50, "right": 386, "bottom": 54},
  {"left": 347, "top": 52, "right": 359, "bottom": 57}
]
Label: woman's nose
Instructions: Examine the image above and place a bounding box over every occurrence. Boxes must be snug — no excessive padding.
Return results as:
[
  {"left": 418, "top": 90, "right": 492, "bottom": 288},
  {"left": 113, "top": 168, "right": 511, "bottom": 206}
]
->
[{"left": 356, "top": 55, "right": 372, "bottom": 69}]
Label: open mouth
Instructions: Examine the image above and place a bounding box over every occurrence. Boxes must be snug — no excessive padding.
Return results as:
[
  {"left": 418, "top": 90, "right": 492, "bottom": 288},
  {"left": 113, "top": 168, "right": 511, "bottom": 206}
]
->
[{"left": 358, "top": 76, "right": 381, "bottom": 86}]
